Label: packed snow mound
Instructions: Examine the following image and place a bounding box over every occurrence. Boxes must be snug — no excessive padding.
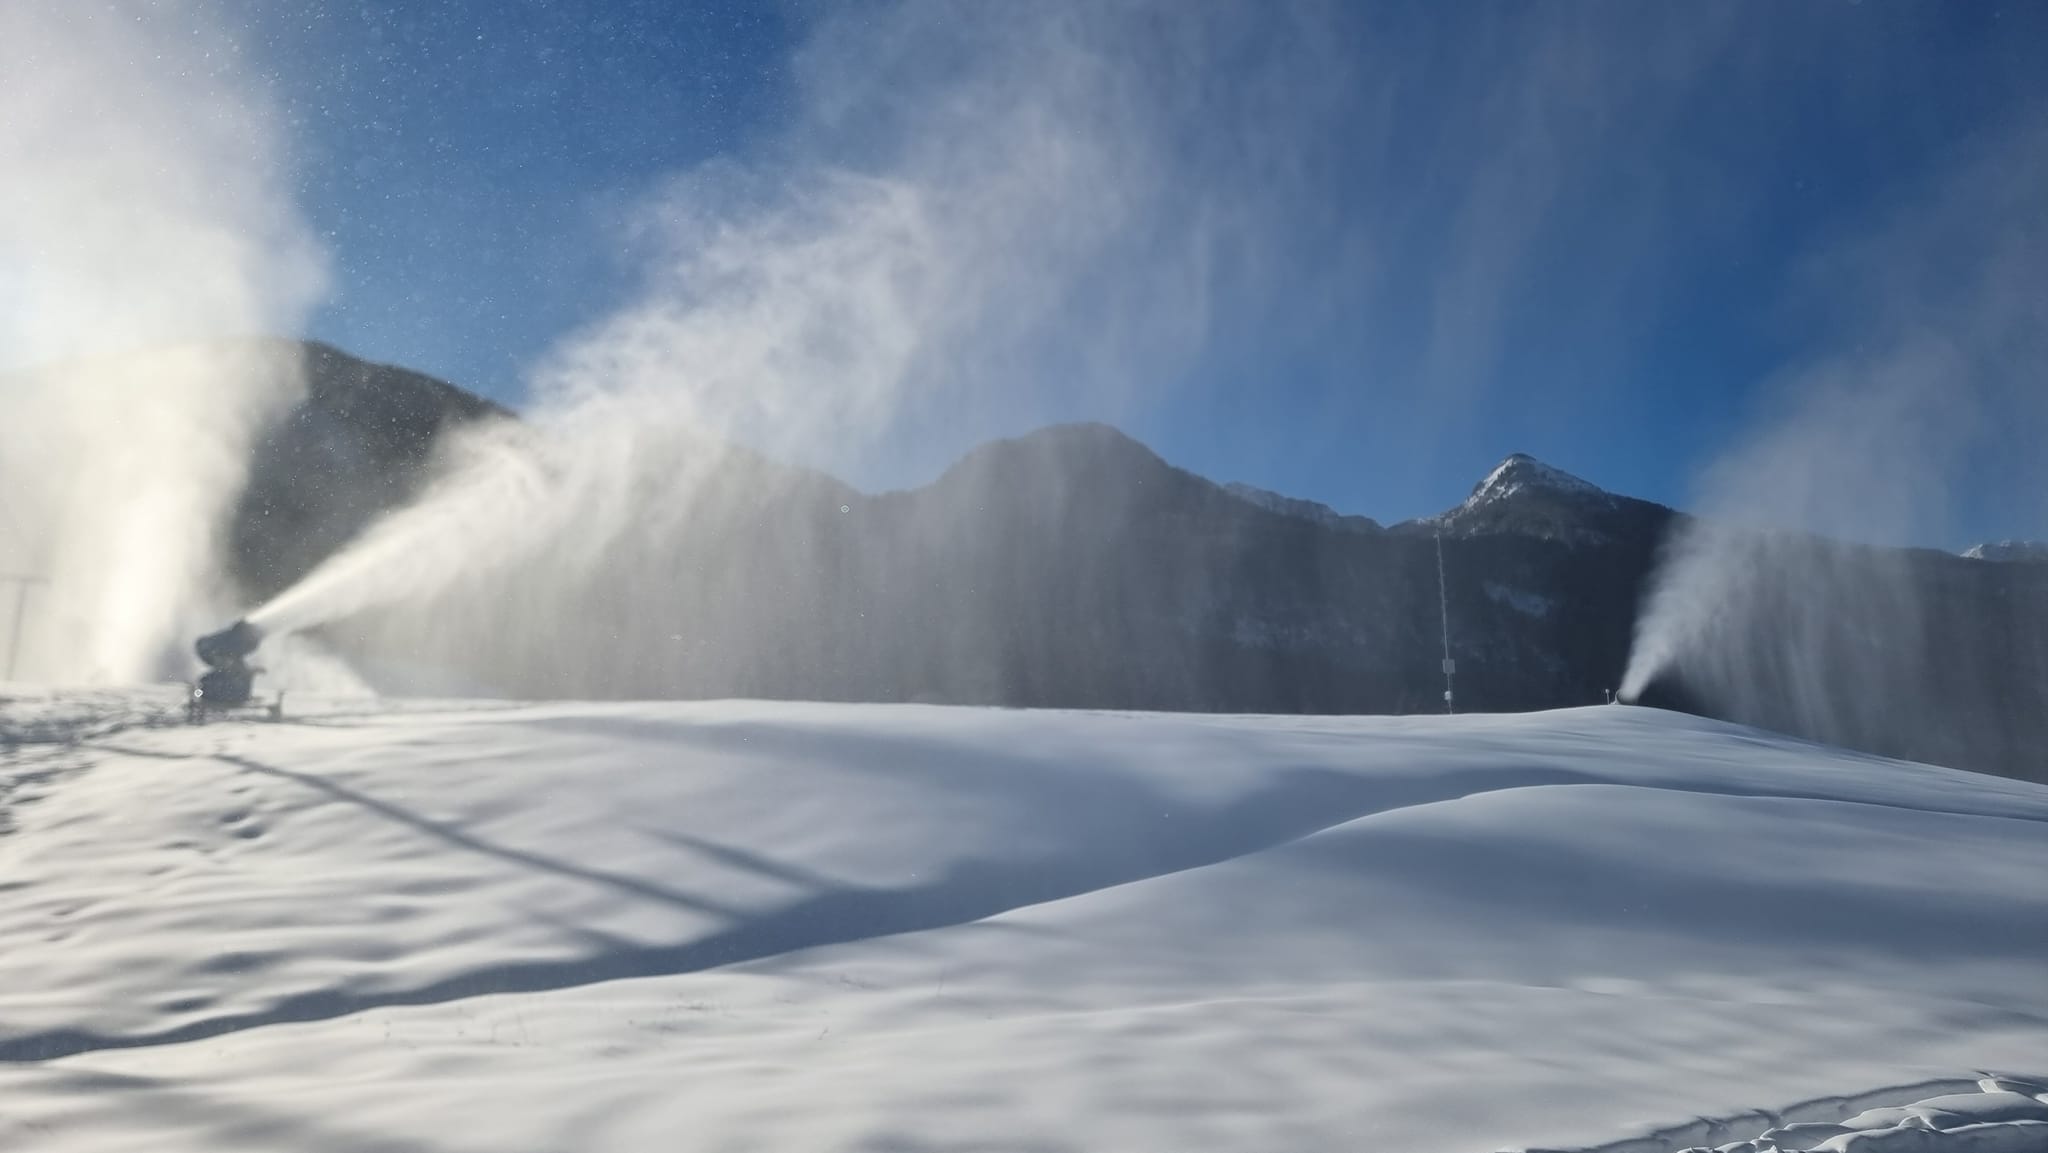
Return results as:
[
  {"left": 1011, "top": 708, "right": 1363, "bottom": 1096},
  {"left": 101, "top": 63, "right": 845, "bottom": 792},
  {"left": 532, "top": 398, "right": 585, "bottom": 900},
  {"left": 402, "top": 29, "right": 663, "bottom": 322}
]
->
[
  {"left": 1528, "top": 1076, "right": 2048, "bottom": 1152},
  {"left": 1, "top": 698, "right": 2044, "bottom": 1152}
]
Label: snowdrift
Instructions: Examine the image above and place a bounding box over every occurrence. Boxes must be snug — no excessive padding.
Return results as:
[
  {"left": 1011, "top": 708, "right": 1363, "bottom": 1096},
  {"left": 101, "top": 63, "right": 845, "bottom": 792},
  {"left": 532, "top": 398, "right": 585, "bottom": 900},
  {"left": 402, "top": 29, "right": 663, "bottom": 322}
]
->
[{"left": 0, "top": 696, "right": 2042, "bottom": 1151}]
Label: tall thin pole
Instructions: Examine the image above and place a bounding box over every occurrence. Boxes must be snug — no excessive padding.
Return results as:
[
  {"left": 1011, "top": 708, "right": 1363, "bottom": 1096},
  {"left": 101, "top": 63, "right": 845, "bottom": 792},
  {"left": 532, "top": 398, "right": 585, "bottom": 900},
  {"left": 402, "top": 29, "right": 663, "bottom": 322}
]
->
[
  {"left": 1434, "top": 533, "right": 1454, "bottom": 714},
  {"left": 2, "top": 575, "right": 45, "bottom": 682}
]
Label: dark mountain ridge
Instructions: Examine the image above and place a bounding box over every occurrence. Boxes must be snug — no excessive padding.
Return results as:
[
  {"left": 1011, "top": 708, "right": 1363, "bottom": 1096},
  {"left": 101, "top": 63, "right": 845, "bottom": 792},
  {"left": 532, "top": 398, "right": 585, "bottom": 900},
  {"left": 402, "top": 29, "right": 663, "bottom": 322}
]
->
[
  {"left": 230, "top": 340, "right": 510, "bottom": 603},
  {"left": 227, "top": 342, "right": 2047, "bottom": 783}
]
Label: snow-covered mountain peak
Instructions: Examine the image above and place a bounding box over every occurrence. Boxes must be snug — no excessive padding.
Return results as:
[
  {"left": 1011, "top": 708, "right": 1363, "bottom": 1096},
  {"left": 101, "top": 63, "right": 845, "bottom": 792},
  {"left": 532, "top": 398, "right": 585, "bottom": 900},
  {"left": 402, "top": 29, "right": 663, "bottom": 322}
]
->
[
  {"left": 1463, "top": 453, "right": 1609, "bottom": 509},
  {"left": 1407, "top": 452, "right": 1627, "bottom": 543},
  {"left": 1961, "top": 539, "right": 2048, "bottom": 563}
]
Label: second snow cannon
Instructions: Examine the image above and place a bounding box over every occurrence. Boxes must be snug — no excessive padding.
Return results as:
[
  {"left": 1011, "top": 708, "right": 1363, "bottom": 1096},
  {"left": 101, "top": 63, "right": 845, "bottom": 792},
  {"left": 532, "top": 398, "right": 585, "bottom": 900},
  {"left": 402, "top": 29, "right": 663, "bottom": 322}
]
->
[{"left": 191, "top": 619, "right": 266, "bottom": 715}]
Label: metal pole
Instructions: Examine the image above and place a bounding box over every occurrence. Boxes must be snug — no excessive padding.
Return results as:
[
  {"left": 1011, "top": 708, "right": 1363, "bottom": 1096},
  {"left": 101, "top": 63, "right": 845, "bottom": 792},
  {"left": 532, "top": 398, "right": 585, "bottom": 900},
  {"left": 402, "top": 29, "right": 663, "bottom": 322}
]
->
[
  {"left": 2, "top": 575, "right": 45, "bottom": 682},
  {"left": 1435, "top": 533, "right": 1454, "bottom": 714}
]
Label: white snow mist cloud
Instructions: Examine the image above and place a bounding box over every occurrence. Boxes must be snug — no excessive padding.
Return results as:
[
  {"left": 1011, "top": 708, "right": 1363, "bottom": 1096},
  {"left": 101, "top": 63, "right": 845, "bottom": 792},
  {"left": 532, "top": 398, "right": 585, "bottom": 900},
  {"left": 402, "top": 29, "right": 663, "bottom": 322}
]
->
[
  {"left": 1622, "top": 118, "right": 2048, "bottom": 748},
  {"left": 0, "top": 2, "right": 325, "bottom": 683},
  {"left": 251, "top": 2, "right": 1348, "bottom": 665}
]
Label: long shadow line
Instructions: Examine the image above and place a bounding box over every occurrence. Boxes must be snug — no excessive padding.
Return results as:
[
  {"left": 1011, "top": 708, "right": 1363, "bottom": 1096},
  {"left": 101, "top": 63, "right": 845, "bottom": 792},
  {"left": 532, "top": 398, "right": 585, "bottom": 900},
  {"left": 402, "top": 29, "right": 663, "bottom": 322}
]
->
[
  {"left": 212, "top": 752, "right": 739, "bottom": 919},
  {"left": 18, "top": 742, "right": 2044, "bottom": 1068},
  {"left": 0, "top": 763, "right": 1478, "bottom": 1064},
  {"left": 90, "top": 743, "right": 736, "bottom": 920}
]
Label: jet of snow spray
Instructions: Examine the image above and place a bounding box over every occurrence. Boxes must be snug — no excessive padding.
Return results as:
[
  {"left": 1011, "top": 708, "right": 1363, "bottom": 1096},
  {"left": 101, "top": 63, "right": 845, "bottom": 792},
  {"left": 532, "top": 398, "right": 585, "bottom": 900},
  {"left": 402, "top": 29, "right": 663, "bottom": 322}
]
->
[
  {"left": 244, "top": 2, "right": 1360, "bottom": 692},
  {"left": 0, "top": 2, "right": 325, "bottom": 684},
  {"left": 1622, "top": 120, "right": 2048, "bottom": 753}
]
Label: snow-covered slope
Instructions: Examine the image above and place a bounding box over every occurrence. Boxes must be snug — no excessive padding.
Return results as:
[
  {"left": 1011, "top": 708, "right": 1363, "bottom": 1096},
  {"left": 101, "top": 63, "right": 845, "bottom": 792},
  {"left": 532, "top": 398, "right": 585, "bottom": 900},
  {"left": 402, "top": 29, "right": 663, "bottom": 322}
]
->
[{"left": 1, "top": 695, "right": 2043, "bottom": 1152}]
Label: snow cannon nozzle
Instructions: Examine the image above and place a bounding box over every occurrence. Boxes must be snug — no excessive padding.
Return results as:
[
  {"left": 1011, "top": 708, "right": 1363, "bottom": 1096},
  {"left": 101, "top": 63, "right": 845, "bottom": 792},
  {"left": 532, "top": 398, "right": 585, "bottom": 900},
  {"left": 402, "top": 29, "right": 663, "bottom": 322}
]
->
[{"left": 195, "top": 619, "right": 264, "bottom": 670}]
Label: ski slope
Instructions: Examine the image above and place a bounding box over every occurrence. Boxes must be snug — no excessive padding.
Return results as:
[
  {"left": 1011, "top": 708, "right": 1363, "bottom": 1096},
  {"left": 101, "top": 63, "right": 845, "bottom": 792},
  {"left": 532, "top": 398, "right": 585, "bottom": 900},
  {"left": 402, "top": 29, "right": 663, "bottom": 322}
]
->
[{"left": 0, "top": 694, "right": 2043, "bottom": 1152}]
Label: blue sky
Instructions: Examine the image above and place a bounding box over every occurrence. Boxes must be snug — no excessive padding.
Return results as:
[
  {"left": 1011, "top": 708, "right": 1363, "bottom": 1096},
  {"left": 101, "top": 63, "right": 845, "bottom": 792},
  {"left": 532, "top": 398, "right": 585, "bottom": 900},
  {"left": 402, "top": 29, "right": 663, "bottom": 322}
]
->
[{"left": 233, "top": 1, "right": 2045, "bottom": 543}]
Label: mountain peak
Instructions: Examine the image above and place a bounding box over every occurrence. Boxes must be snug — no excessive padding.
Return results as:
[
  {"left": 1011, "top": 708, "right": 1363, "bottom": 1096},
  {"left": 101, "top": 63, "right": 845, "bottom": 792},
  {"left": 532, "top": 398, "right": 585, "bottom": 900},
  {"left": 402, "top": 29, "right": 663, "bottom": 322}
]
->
[
  {"left": 1962, "top": 540, "right": 2048, "bottom": 563},
  {"left": 946, "top": 422, "right": 1165, "bottom": 474},
  {"left": 1403, "top": 452, "right": 1626, "bottom": 543},
  {"left": 1463, "top": 453, "right": 1608, "bottom": 510}
]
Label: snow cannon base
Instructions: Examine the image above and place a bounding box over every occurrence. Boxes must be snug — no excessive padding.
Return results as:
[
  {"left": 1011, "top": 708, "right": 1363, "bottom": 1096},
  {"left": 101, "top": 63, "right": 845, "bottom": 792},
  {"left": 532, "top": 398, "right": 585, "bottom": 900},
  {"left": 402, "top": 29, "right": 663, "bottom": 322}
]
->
[{"left": 188, "top": 619, "right": 283, "bottom": 723}]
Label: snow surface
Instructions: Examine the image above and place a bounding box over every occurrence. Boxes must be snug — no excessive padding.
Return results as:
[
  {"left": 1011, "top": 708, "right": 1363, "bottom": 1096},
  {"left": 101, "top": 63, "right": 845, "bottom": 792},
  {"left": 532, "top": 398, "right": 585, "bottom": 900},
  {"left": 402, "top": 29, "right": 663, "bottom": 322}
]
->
[
  {"left": 1576, "top": 1077, "right": 2048, "bottom": 1152},
  {"left": 1, "top": 696, "right": 2044, "bottom": 1152}
]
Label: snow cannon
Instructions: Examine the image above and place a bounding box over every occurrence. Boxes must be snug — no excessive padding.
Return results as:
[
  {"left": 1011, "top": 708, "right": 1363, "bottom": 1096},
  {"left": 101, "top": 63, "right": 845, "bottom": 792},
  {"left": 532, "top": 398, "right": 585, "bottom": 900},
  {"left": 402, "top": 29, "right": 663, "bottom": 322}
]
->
[
  {"left": 196, "top": 619, "right": 263, "bottom": 670},
  {"left": 191, "top": 619, "right": 265, "bottom": 713}
]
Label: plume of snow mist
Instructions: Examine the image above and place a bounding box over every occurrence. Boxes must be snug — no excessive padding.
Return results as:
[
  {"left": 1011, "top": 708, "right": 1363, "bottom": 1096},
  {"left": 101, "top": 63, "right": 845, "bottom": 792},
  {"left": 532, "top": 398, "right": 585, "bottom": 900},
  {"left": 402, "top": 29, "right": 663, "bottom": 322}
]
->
[
  {"left": 1622, "top": 120, "right": 2048, "bottom": 763},
  {"left": 0, "top": 3, "right": 326, "bottom": 684},
  {"left": 249, "top": 1, "right": 1354, "bottom": 692}
]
